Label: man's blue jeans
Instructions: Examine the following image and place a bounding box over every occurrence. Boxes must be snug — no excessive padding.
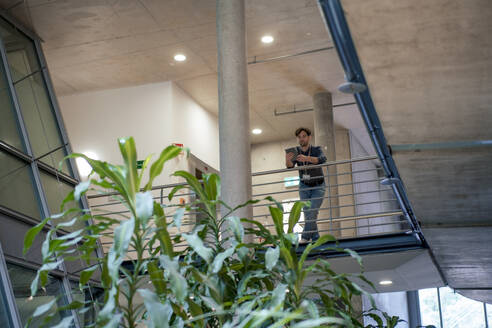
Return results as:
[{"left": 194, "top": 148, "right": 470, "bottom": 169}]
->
[{"left": 299, "top": 181, "right": 325, "bottom": 241}]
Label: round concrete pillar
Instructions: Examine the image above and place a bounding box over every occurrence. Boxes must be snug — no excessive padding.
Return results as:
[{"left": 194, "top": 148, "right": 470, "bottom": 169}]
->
[
  {"left": 216, "top": 0, "right": 253, "bottom": 228},
  {"left": 313, "top": 92, "right": 339, "bottom": 236}
]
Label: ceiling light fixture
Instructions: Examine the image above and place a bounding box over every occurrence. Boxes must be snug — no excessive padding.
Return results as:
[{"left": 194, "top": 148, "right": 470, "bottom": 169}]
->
[
  {"left": 379, "top": 280, "right": 393, "bottom": 286},
  {"left": 338, "top": 81, "right": 367, "bottom": 94},
  {"left": 252, "top": 128, "right": 262, "bottom": 135},
  {"left": 380, "top": 177, "right": 401, "bottom": 186},
  {"left": 174, "top": 54, "right": 186, "bottom": 62},
  {"left": 261, "top": 35, "right": 274, "bottom": 44}
]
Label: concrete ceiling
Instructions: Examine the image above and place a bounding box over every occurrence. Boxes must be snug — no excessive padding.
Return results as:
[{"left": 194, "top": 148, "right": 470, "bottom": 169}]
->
[
  {"left": 305, "top": 249, "right": 444, "bottom": 293},
  {"left": 341, "top": 0, "right": 492, "bottom": 302},
  {"left": 0, "top": 0, "right": 371, "bottom": 147}
]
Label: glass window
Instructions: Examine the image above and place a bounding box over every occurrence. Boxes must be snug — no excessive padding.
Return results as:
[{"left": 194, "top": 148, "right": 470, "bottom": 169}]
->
[
  {"left": 69, "top": 281, "right": 104, "bottom": 326},
  {"left": 0, "top": 18, "right": 40, "bottom": 83},
  {"left": 6, "top": 262, "right": 70, "bottom": 328},
  {"left": 0, "top": 273, "right": 14, "bottom": 328},
  {"left": 419, "top": 288, "right": 441, "bottom": 328},
  {"left": 39, "top": 171, "right": 85, "bottom": 232},
  {"left": 0, "top": 56, "right": 24, "bottom": 151},
  {"left": 0, "top": 151, "right": 41, "bottom": 219},
  {"left": 14, "top": 72, "right": 71, "bottom": 175},
  {"left": 440, "top": 287, "right": 486, "bottom": 328}
]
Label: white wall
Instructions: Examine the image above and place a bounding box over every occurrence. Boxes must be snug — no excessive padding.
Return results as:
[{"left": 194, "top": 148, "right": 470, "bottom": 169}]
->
[{"left": 58, "top": 81, "right": 219, "bottom": 185}]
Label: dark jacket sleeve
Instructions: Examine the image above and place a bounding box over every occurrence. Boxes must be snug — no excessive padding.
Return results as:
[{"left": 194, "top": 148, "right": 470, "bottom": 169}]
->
[{"left": 315, "top": 146, "right": 327, "bottom": 164}]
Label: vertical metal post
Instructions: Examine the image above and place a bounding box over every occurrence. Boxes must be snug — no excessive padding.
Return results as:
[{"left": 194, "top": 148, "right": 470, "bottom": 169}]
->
[
  {"left": 484, "top": 302, "right": 489, "bottom": 328},
  {"left": 407, "top": 290, "right": 422, "bottom": 328},
  {"left": 326, "top": 164, "right": 333, "bottom": 234},
  {"left": 0, "top": 243, "right": 22, "bottom": 328},
  {"left": 437, "top": 288, "right": 444, "bottom": 328},
  {"left": 33, "top": 39, "right": 76, "bottom": 178},
  {"left": 0, "top": 38, "right": 34, "bottom": 157}
]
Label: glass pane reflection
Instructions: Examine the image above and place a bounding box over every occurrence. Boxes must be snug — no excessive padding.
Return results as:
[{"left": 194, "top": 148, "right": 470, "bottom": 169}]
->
[
  {"left": 6, "top": 263, "right": 70, "bottom": 328},
  {"left": 419, "top": 288, "right": 441, "bottom": 328},
  {"left": 0, "top": 151, "right": 40, "bottom": 219},
  {"left": 440, "top": 287, "right": 485, "bottom": 328},
  {"left": 39, "top": 171, "right": 85, "bottom": 232}
]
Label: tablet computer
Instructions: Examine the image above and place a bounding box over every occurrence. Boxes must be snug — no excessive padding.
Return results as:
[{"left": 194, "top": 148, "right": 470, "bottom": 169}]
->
[{"left": 285, "top": 147, "right": 298, "bottom": 157}]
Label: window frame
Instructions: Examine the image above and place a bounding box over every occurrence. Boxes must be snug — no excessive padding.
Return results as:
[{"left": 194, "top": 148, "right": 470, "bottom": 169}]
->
[{"left": 0, "top": 12, "right": 103, "bottom": 328}]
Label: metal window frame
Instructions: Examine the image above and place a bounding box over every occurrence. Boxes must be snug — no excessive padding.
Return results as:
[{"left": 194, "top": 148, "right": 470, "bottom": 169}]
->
[
  {"left": 0, "top": 13, "right": 93, "bottom": 328},
  {"left": 0, "top": 242, "right": 22, "bottom": 328}
]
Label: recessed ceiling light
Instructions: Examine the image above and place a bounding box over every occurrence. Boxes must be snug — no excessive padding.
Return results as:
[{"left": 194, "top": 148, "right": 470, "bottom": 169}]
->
[
  {"left": 261, "top": 35, "right": 274, "bottom": 44},
  {"left": 252, "top": 128, "right": 262, "bottom": 135},
  {"left": 379, "top": 280, "right": 393, "bottom": 286},
  {"left": 174, "top": 54, "right": 186, "bottom": 62}
]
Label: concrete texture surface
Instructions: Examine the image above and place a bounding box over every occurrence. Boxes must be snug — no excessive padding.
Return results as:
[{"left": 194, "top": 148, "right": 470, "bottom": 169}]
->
[
  {"left": 0, "top": 0, "right": 365, "bottom": 145},
  {"left": 341, "top": 0, "right": 492, "bottom": 301}
]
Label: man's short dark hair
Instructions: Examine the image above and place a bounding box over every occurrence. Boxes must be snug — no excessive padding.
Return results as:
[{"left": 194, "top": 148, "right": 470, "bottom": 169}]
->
[{"left": 295, "top": 127, "right": 311, "bottom": 137}]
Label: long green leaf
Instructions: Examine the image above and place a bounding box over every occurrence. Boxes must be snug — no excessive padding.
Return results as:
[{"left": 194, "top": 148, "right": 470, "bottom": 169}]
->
[
  {"left": 50, "top": 316, "right": 74, "bottom": 328},
  {"left": 118, "top": 137, "right": 139, "bottom": 195},
  {"left": 30, "top": 260, "right": 63, "bottom": 296},
  {"left": 159, "top": 255, "right": 188, "bottom": 303},
  {"left": 265, "top": 246, "right": 280, "bottom": 271},
  {"left": 203, "top": 173, "right": 220, "bottom": 201},
  {"left": 80, "top": 265, "right": 98, "bottom": 287},
  {"left": 145, "top": 145, "right": 182, "bottom": 191},
  {"left": 299, "top": 234, "right": 336, "bottom": 270},
  {"left": 137, "top": 154, "right": 153, "bottom": 185},
  {"left": 212, "top": 247, "right": 235, "bottom": 273},
  {"left": 288, "top": 201, "right": 305, "bottom": 233},
  {"left": 269, "top": 206, "right": 284, "bottom": 237},
  {"left": 136, "top": 191, "right": 154, "bottom": 222},
  {"left": 182, "top": 232, "right": 213, "bottom": 264},
  {"left": 138, "top": 289, "right": 172, "bottom": 328},
  {"left": 226, "top": 216, "right": 244, "bottom": 242},
  {"left": 23, "top": 216, "right": 50, "bottom": 255},
  {"left": 74, "top": 180, "right": 91, "bottom": 201},
  {"left": 112, "top": 217, "right": 135, "bottom": 259},
  {"left": 290, "top": 317, "right": 346, "bottom": 328},
  {"left": 154, "top": 202, "right": 173, "bottom": 257},
  {"left": 32, "top": 298, "right": 56, "bottom": 317},
  {"left": 147, "top": 260, "right": 167, "bottom": 295},
  {"left": 172, "top": 170, "right": 213, "bottom": 215}
]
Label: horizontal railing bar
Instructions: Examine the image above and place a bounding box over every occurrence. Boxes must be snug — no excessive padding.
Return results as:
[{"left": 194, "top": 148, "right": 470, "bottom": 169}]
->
[
  {"left": 252, "top": 220, "right": 408, "bottom": 237},
  {"left": 308, "top": 221, "right": 407, "bottom": 234},
  {"left": 90, "top": 192, "right": 195, "bottom": 208},
  {"left": 88, "top": 180, "right": 193, "bottom": 199},
  {"left": 317, "top": 211, "right": 403, "bottom": 224},
  {"left": 260, "top": 210, "right": 403, "bottom": 228},
  {"left": 89, "top": 157, "right": 381, "bottom": 200},
  {"left": 252, "top": 176, "right": 384, "bottom": 189},
  {"left": 252, "top": 156, "right": 378, "bottom": 177},
  {"left": 252, "top": 186, "right": 392, "bottom": 198},
  {"left": 251, "top": 199, "right": 399, "bottom": 218},
  {"left": 251, "top": 168, "right": 383, "bottom": 188}
]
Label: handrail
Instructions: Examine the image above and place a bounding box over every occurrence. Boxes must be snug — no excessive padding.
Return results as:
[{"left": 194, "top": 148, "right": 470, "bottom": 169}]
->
[
  {"left": 87, "top": 156, "right": 378, "bottom": 199},
  {"left": 251, "top": 155, "right": 377, "bottom": 177},
  {"left": 89, "top": 155, "right": 419, "bottom": 254}
]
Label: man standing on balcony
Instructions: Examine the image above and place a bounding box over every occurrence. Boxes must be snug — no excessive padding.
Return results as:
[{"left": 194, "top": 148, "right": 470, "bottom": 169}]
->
[{"left": 286, "top": 127, "right": 327, "bottom": 243}]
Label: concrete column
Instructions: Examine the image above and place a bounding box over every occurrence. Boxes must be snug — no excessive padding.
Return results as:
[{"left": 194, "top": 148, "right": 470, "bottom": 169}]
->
[
  {"left": 313, "top": 92, "right": 340, "bottom": 237},
  {"left": 216, "top": 0, "right": 253, "bottom": 224}
]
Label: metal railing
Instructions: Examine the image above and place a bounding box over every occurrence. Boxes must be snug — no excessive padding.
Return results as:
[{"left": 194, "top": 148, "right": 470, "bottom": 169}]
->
[
  {"left": 86, "top": 156, "right": 413, "bottom": 254},
  {"left": 250, "top": 156, "right": 410, "bottom": 241}
]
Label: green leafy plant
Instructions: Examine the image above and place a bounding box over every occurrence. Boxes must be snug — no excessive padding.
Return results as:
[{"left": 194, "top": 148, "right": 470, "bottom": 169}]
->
[{"left": 24, "top": 137, "right": 402, "bottom": 327}]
